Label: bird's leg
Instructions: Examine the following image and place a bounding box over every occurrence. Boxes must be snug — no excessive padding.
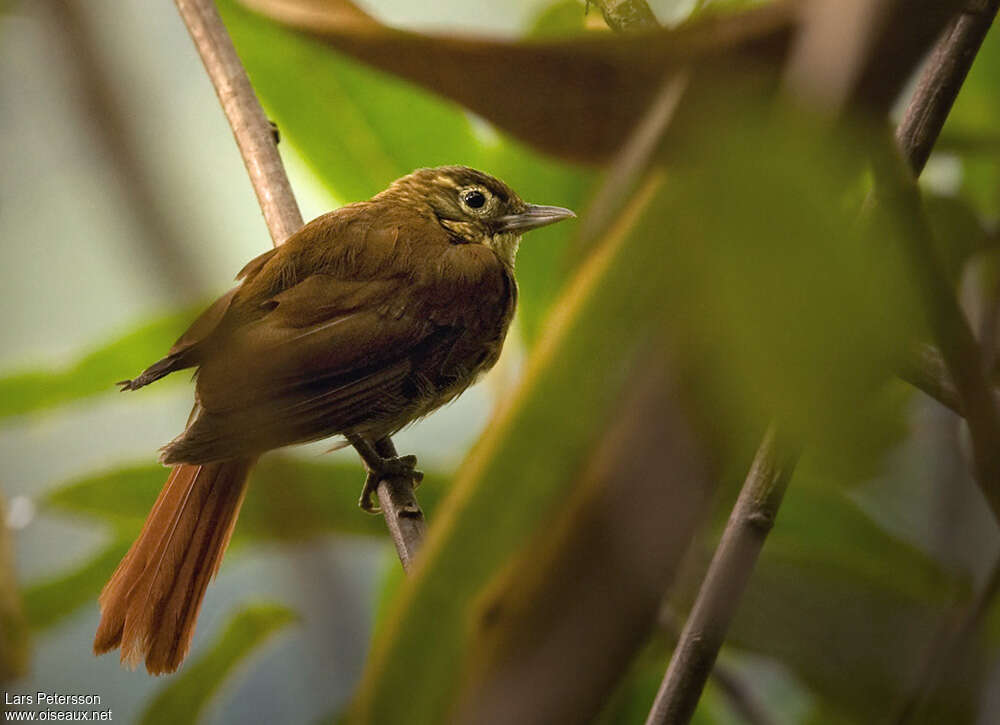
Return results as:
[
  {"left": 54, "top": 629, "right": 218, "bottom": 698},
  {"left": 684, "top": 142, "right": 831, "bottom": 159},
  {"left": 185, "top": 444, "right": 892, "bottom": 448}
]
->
[{"left": 347, "top": 434, "right": 424, "bottom": 514}]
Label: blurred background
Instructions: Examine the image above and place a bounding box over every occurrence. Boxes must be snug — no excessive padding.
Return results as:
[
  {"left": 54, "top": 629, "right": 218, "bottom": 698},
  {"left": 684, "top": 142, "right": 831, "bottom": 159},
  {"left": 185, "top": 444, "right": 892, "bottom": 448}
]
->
[{"left": 3, "top": 0, "right": 1000, "bottom": 723}]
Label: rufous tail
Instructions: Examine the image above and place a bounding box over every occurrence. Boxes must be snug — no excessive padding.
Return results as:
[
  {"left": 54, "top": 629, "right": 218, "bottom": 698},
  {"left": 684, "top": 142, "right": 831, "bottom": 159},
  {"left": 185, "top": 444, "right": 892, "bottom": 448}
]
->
[{"left": 94, "top": 459, "right": 253, "bottom": 674}]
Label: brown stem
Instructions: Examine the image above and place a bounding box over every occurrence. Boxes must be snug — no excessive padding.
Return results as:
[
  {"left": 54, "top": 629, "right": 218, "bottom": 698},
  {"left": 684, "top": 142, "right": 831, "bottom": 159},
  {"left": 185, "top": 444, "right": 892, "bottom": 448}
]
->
[
  {"left": 374, "top": 438, "right": 427, "bottom": 572},
  {"left": 896, "top": 0, "right": 1000, "bottom": 176},
  {"left": 899, "top": 343, "right": 964, "bottom": 415},
  {"left": 644, "top": 427, "right": 798, "bottom": 725},
  {"left": 173, "top": 0, "right": 424, "bottom": 566},
  {"left": 174, "top": 0, "right": 303, "bottom": 245},
  {"left": 594, "top": 0, "right": 659, "bottom": 33},
  {"left": 873, "top": 137, "right": 1000, "bottom": 522}
]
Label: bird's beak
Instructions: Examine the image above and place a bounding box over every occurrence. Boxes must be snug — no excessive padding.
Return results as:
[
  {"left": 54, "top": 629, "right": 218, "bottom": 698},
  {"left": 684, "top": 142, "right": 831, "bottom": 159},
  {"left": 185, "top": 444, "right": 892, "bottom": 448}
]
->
[{"left": 494, "top": 204, "right": 576, "bottom": 234}]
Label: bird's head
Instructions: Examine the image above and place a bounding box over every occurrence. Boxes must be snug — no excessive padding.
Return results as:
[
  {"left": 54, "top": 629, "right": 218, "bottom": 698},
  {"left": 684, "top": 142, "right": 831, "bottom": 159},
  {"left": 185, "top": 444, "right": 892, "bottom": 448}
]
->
[{"left": 380, "top": 166, "right": 575, "bottom": 268}]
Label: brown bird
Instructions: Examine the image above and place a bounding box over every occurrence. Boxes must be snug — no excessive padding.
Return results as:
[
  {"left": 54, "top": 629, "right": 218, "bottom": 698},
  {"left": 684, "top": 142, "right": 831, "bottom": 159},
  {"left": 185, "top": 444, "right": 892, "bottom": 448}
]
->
[{"left": 93, "top": 166, "right": 574, "bottom": 674}]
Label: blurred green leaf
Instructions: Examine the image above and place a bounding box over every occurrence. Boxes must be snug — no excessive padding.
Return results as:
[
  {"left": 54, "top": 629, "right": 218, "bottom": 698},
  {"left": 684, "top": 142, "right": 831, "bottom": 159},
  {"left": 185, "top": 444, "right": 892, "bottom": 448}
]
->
[
  {"left": 45, "top": 457, "right": 447, "bottom": 543},
  {"left": 23, "top": 539, "right": 130, "bottom": 632},
  {"left": 238, "top": 0, "right": 794, "bottom": 162},
  {"left": 0, "top": 495, "right": 29, "bottom": 678},
  {"left": 219, "top": 0, "right": 485, "bottom": 203},
  {"left": 140, "top": 604, "right": 298, "bottom": 725},
  {"left": 351, "top": 169, "right": 674, "bottom": 725},
  {"left": 30, "top": 458, "right": 445, "bottom": 630},
  {"left": 923, "top": 193, "right": 991, "bottom": 282},
  {"left": 0, "top": 306, "right": 199, "bottom": 420},
  {"left": 353, "top": 91, "right": 927, "bottom": 723},
  {"left": 528, "top": 0, "right": 594, "bottom": 37}
]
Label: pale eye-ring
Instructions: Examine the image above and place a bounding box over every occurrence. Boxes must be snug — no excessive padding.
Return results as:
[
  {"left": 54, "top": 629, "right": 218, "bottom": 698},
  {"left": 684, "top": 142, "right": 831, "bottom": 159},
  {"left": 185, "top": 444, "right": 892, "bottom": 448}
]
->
[{"left": 462, "top": 189, "right": 487, "bottom": 210}]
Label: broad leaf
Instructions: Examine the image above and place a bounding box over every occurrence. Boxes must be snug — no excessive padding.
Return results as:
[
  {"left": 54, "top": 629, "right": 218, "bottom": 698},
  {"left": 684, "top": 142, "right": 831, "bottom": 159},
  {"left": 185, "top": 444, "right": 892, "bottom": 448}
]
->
[
  {"left": 237, "top": 0, "right": 797, "bottom": 162},
  {"left": 351, "top": 94, "right": 923, "bottom": 724},
  {"left": 45, "top": 457, "right": 447, "bottom": 543},
  {"left": 140, "top": 604, "right": 298, "bottom": 725},
  {"left": 23, "top": 539, "right": 130, "bottom": 632},
  {"left": 0, "top": 495, "right": 29, "bottom": 679},
  {"left": 0, "top": 307, "right": 200, "bottom": 421},
  {"left": 27, "top": 458, "right": 446, "bottom": 631}
]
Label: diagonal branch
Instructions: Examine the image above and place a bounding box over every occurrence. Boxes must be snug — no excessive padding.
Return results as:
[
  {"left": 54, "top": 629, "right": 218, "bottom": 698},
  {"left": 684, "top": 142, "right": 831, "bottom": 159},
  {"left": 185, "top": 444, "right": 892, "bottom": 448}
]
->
[
  {"left": 173, "top": 0, "right": 425, "bottom": 568},
  {"left": 896, "top": 0, "right": 1000, "bottom": 177},
  {"left": 871, "top": 0, "right": 1000, "bottom": 523},
  {"left": 644, "top": 427, "right": 798, "bottom": 725}
]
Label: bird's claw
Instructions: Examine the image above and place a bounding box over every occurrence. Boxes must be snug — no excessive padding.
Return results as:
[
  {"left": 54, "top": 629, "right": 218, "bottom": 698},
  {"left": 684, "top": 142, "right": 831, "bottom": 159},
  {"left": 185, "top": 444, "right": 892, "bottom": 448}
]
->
[{"left": 357, "top": 454, "right": 423, "bottom": 514}]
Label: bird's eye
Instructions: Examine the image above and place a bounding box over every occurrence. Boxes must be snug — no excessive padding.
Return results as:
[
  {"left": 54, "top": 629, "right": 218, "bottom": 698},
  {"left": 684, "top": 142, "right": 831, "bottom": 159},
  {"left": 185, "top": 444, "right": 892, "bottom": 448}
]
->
[{"left": 462, "top": 190, "right": 487, "bottom": 209}]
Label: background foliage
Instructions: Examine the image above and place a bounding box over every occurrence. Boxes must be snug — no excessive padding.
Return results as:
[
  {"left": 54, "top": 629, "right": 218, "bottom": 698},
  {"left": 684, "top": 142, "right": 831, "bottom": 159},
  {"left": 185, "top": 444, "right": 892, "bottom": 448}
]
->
[{"left": 2, "top": 0, "right": 1000, "bottom": 723}]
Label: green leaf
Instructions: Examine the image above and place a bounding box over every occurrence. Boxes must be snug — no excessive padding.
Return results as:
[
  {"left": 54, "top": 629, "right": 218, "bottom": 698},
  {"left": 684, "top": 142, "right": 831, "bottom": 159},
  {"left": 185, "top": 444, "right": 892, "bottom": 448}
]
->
[
  {"left": 351, "top": 171, "right": 674, "bottom": 725},
  {"left": 219, "top": 0, "right": 486, "bottom": 204},
  {"left": 0, "top": 306, "right": 200, "bottom": 420},
  {"left": 527, "top": 0, "right": 593, "bottom": 38},
  {"left": 0, "top": 495, "right": 29, "bottom": 678},
  {"left": 32, "top": 458, "right": 445, "bottom": 630},
  {"left": 23, "top": 539, "right": 130, "bottom": 632},
  {"left": 140, "top": 604, "right": 298, "bottom": 725},
  {"left": 351, "top": 96, "right": 924, "bottom": 723},
  {"left": 45, "top": 457, "right": 447, "bottom": 544}
]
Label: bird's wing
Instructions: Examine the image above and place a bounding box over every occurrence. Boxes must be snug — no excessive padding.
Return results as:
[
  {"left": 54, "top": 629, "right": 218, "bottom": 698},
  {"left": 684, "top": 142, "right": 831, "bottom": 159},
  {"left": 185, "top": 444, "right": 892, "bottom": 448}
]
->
[{"left": 193, "top": 272, "right": 438, "bottom": 417}]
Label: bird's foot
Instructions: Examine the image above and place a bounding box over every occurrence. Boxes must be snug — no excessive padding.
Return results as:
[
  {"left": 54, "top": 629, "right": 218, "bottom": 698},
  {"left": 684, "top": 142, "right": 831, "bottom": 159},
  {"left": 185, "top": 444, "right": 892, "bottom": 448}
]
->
[{"left": 356, "top": 453, "right": 424, "bottom": 514}]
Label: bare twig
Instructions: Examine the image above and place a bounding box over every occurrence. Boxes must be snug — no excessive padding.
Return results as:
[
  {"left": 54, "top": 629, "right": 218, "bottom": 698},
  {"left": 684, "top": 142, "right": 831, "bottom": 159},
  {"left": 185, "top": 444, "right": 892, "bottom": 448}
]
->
[
  {"left": 373, "top": 438, "right": 427, "bottom": 572},
  {"left": 175, "top": 0, "right": 302, "bottom": 245},
  {"left": 657, "top": 607, "right": 777, "bottom": 725},
  {"left": 594, "top": 0, "right": 659, "bottom": 33},
  {"left": 898, "top": 343, "right": 964, "bottom": 415},
  {"left": 873, "top": 136, "right": 1000, "bottom": 522},
  {"left": 644, "top": 427, "right": 798, "bottom": 725},
  {"left": 896, "top": 0, "right": 1000, "bottom": 176},
  {"left": 173, "top": 0, "right": 424, "bottom": 565}
]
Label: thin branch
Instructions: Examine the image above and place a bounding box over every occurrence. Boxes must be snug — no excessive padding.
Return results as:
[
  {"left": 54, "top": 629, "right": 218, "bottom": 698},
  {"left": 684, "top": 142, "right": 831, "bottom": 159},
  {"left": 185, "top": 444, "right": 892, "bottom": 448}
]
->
[
  {"left": 645, "top": 427, "right": 798, "bottom": 725},
  {"left": 899, "top": 343, "right": 964, "bottom": 415},
  {"left": 173, "top": 0, "right": 424, "bottom": 565},
  {"left": 657, "top": 607, "right": 777, "bottom": 725},
  {"left": 594, "top": 0, "right": 659, "bottom": 33},
  {"left": 896, "top": 0, "right": 1000, "bottom": 176},
  {"left": 175, "top": 0, "right": 302, "bottom": 245},
  {"left": 373, "top": 438, "right": 427, "bottom": 572},
  {"left": 872, "top": 137, "right": 1000, "bottom": 522}
]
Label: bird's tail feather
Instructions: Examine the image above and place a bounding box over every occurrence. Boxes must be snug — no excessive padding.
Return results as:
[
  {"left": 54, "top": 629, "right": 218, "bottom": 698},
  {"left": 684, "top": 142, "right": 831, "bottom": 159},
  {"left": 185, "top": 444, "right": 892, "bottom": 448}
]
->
[{"left": 93, "top": 459, "right": 253, "bottom": 674}]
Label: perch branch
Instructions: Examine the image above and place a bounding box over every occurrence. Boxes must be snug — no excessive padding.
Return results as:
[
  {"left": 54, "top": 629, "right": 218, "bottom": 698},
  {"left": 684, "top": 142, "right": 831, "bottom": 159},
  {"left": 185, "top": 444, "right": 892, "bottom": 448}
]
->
[
  {"left": 173, "top": 0, "right": 425, "bottom": 566},
  {"left": 594, "top": 0, "right": 659, "bottom": 33},
  {"left": 896, "top": 0, "right": 1000, "bottom": 176},
  {"left": 644, "top": 426, "right": 798, "bottom": 725}
]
